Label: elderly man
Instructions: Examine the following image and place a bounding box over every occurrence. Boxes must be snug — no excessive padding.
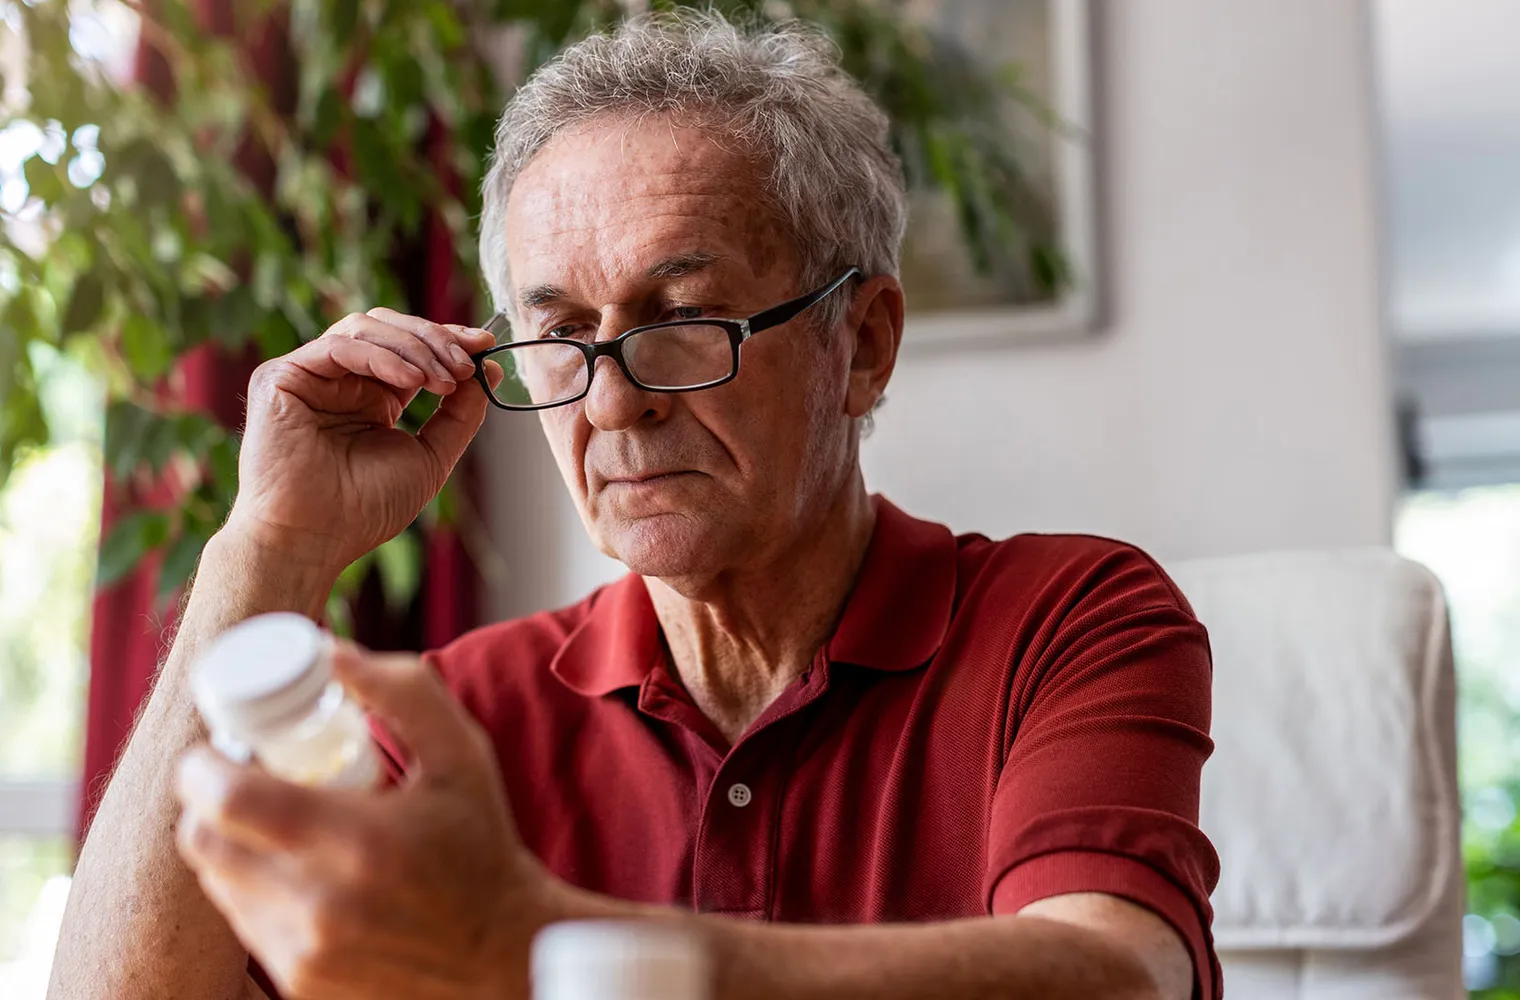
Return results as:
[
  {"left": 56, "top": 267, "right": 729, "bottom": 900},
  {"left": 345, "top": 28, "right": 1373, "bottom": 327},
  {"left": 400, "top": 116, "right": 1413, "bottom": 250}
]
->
[{"left": 49, "top": 11, "right": 1219, "bottom": 1000}]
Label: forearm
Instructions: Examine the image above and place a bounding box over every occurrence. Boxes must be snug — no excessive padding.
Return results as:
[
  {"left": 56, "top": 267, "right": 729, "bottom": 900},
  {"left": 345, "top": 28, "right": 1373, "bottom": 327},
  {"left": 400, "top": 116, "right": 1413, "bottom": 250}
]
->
[
  {"left": 48, "top": 529, "right": 339, "bottom": 1000},
  {"left": 548, "top": 887, "right": 1164, "bottom": 1000},
  {"left": 721, "top": 918, "right": 1162, "bottom": 1000}
]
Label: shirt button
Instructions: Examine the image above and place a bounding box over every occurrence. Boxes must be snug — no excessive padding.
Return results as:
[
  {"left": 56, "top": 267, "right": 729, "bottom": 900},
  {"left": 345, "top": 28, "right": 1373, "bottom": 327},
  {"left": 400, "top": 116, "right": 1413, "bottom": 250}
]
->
[{"left": 726, "top": 782, "right": 752, "bottom": 808}]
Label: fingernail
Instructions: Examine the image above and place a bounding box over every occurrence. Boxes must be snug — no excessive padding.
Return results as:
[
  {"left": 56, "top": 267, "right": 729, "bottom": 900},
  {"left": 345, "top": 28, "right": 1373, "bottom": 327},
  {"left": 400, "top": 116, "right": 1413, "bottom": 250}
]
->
[
  {"left": 448, "top": 344, "right": 472, "bottom": 367},
  {"left": 432, "top": 363, "right": 456, "bottom": 383}
]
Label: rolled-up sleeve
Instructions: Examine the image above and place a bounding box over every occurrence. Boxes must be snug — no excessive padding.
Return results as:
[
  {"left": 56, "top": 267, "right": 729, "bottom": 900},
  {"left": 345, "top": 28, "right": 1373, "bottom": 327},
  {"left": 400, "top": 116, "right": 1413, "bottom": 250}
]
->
[{"left": 984, "top": 552, "right": 1222, "bottom": 1000}]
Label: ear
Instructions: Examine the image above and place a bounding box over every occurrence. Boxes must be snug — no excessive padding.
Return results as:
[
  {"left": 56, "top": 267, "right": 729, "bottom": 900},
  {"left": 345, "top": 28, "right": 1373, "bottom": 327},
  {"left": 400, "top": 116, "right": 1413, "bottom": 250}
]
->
[{"left": 843, "top": 275, "right": 905, "bottom": 419}]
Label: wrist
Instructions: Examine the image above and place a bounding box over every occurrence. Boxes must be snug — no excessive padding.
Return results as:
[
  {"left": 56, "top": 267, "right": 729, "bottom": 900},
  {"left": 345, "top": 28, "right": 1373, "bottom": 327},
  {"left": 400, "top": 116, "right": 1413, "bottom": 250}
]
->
[
  {"left": 195, "top": 525, "right": 343, "bottom": 620},
  {"left": 481, "top": 862, "right": 580, "bottom": 1000},
  {"left": 216, "top": 510, "right": 352, "bottom": 578}
]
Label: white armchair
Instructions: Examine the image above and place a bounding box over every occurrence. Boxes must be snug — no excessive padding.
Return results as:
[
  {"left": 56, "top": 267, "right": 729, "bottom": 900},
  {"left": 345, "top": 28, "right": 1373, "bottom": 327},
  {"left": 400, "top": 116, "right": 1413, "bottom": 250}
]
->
[{"left": 1170, "top": 550, "right": 1464, "bottom": 1000}]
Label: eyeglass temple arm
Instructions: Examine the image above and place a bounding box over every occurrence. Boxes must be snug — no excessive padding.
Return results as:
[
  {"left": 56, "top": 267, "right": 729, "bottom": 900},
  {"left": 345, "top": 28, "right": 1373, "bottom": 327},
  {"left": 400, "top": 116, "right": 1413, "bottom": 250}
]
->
[
  {"left": 466, "top": 313, "right": 516, "bottom": 360},
  {"left": 745, "top": 267, "right": 862, "bottom": 336},
  {"left": 471, "top": 268, "right": 863, "bottom": 353}
]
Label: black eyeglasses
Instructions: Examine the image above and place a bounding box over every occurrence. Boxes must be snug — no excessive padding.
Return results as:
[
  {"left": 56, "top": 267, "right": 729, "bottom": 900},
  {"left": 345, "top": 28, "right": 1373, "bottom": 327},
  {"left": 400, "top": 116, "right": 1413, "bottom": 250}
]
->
[{"left": 470, "top": 267, "right": 862, "bottom": 411}]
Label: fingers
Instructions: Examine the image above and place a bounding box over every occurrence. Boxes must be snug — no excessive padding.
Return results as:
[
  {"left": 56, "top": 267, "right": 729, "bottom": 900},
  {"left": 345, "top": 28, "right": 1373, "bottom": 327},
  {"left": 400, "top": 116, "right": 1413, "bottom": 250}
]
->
[
  {"left": 318, "top": 312, "right": 458, "bottom": 396},
  {"left": 321, "top": 336, "right": 427, "bottom": 390},
  {"left": 483, "top": 358, "right": 505, "bottom": 388},
  {"left": 176, "top": 800, "right": 272, "bottom": 882},
  {"left": 176, "top": 808, "right": 288, "bottom": 951},
  {"left": 367, "top": 309, "right": 496, "bottom": 383},
  {"left": 316, "top": 311, "right": 491, "bottom": 396},
  {"left": 177, "top": 747, "right": 359, "bottom": 852},
  {"left": 263, "top": 312, "right": 496, "bottom": 405},
  {"left": 443, "top": 322, "right": 502, "bottom": 354},
  {"left": 276, "top": 332, "right": 430, "bottom": 416},
  {"left": 415, "top": 366, "right": 495, "bottom": 480},
  {"left": 329, "top": 642, "right": 491, "bottom": 783}
]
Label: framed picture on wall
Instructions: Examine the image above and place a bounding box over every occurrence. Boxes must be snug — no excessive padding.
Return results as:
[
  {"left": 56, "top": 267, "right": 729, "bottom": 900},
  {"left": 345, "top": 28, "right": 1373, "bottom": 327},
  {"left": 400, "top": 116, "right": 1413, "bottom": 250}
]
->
[{"left": 899, "top": 0, "right": 1099, "bottom": 350}]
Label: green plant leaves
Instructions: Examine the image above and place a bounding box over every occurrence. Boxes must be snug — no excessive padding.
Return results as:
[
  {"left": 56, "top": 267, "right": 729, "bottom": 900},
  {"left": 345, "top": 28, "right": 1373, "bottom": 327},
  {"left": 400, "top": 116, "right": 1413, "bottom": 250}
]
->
[
  {"left": 120, "top": 314, "right": 175, "bottom": 380},
  {"left": 97, "top": 510, "right": 171, "bottom": 587},
  {"left": 103, "top": 401, "right": 223, "bottom": 481},
  {"left": 208, "top": 434, "right": 241, "bottom": 486},
  {"left": 157, "top": 526, "right": 210, "bottom": 605},
  {"left": 420, "top": 1, "right": 465, "bottom": 50},
  {"left": 96, "top": 399, "right": 230, "bottom": 601},
  {"left": 310, "top": 86, "right": 343, "bottom": 147},
  {"left": 0, "top": 334, "right": 44, "bottom": 488},
  {"left": 113, "top": 139, "right": 180, "bottom": 209},
  {"left": 103, "top": 401, "right": 154, "bottom": 481},
  {"left": 375, "top": 530, "right": 423, "bottom": 612},
  {"left": 61, "top": 270, "right": 106, "bottom": 335},
  {"left": 209, "top": 288, "right": 260, "bottom": 349},
  {"left": 329, "top": 0, "right": 361, "bottom": 46},
  {"left": 22, "top": 156, "right": 64, "bottom": 204},
  {"left": 6, "top": 0, "right": 1058, "bottom": 626}
]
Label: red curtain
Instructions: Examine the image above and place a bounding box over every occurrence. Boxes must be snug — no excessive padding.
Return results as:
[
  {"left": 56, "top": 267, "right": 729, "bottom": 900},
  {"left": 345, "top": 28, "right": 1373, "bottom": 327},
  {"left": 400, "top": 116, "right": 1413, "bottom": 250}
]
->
[{"left": 77, "top": 1, "right": 481, "bottom": 837}]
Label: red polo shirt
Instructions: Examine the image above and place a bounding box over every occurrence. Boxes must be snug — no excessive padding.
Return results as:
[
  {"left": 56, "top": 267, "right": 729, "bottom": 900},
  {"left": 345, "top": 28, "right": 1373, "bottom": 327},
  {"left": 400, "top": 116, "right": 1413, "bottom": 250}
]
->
[{"left": 423, "top": 497, "right": 1221, "bottom": 998}]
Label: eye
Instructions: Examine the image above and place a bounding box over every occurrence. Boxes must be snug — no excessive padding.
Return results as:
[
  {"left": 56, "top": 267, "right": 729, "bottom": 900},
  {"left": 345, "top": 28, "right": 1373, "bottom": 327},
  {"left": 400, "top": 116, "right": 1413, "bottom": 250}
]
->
[
  {"left": 543, "top": 324, "right": 593, "bottom": 341},
  {"left": 668, "top": 305, "right": 708, "bottom": 321}
]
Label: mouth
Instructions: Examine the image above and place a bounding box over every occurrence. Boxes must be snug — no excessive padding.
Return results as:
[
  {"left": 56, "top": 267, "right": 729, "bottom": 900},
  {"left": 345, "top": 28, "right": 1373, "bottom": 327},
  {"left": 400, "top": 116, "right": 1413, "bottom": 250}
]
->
[{"left": 603, "top": 471, "right": 697, "bottom": 487}]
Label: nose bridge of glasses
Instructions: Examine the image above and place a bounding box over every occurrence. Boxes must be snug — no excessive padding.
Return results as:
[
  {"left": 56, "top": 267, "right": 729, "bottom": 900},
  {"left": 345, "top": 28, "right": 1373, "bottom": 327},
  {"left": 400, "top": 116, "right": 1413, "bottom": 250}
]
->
[{"left": 586, "top": 339, "right": 645, "bottom": 393}]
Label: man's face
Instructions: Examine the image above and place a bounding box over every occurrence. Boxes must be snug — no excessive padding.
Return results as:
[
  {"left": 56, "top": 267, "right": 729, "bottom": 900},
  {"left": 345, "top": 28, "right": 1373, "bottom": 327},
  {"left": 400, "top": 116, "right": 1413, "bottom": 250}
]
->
[{"left": 502, "top": 116, "right": 858, "bottom": 585}]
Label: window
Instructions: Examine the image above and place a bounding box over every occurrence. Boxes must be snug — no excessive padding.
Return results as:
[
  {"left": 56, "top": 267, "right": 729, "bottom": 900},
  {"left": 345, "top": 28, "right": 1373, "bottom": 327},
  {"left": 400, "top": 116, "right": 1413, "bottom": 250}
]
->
[
  {"left": 0, "top": 346, "right": 99, "bottom": 991},
  {"left": 1376, "top": 5, "right": 1520, "bottom": 993},
  {"left": 0, "top": 2, "right": 132, "bottom": 993},
  {"left": 1396, "top": 485, "right": 1520, "bottom": 993}
]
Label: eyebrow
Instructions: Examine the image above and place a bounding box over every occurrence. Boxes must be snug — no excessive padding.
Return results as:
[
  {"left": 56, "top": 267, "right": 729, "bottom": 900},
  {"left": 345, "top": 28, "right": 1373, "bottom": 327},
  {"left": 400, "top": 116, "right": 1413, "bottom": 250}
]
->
[
  {"left": 516, "top": 252, "right": 726, "bottom": 312},
  {"left": 645, "top": 250, "right": 724, "bottom": 280},
  {"left": 518, "top": 284, "right": 566, "bottom": 311}
]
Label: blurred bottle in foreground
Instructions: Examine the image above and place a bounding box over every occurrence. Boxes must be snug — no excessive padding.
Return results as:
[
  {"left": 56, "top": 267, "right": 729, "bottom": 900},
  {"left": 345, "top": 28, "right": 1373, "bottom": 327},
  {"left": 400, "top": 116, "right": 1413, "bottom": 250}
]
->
[{"left": 533, "top": 921, "right": 711, "bottom": 1000}]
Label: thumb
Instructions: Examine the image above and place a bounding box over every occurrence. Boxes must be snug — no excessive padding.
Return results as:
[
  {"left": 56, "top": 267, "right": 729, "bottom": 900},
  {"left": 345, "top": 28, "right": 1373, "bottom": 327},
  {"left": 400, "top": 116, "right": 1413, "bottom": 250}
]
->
[
  {"left": 414, "top": 361, "right": 502, "bottom": 481},
  {"left": 330, "top": 640, "right": 489, "bottom": 782}
]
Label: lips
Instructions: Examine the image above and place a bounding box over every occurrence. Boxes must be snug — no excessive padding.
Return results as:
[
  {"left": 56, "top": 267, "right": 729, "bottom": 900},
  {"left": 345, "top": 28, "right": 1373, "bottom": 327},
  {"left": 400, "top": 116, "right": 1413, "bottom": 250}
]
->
[{"left": 605, "top": 471, "right": 689, "bottom": 485}]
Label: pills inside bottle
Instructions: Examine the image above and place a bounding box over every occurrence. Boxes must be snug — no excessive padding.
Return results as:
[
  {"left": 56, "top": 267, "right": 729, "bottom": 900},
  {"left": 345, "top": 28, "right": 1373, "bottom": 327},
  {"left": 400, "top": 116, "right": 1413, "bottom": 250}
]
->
[{"left": 190, "top": 612, "right": 380, "bottom": 789}]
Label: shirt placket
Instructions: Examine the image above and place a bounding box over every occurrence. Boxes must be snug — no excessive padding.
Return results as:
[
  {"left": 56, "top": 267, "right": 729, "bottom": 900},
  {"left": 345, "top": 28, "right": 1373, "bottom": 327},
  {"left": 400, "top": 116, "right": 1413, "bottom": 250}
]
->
[{"left": 688, "top": 659, "right": 832, "bottom": 919}]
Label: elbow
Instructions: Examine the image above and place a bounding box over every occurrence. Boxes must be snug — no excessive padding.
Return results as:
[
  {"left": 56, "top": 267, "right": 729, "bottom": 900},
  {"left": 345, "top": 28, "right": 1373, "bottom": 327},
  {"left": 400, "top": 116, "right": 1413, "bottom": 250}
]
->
[{"left": 1104, "top": 956, "right": 1173, "bottom": 1000}]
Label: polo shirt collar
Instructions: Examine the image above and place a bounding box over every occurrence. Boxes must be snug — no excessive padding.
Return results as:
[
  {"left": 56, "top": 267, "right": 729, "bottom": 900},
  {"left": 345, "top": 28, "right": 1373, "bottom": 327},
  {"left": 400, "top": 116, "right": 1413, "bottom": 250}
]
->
[
  {"left": 549, "top": 571, "right": 664, "bottom": 697},
  {"left": 826, "top": 497, "right": 958, "bottom": 672},
  {"left": 549, "top": 496, "right": 959, "bottom": 696}
]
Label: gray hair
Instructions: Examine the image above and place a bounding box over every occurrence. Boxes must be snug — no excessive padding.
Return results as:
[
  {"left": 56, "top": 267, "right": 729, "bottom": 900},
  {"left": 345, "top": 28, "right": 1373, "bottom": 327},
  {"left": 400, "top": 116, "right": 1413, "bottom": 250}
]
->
[{"left": 477, "top": 9, "right": 908, "bottom": 332}]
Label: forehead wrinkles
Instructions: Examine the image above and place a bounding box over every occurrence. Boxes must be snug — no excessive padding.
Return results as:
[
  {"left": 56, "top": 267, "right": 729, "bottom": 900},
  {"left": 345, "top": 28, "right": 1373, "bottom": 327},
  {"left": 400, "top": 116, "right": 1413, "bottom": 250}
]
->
[{"left": 506, "top": 119, "right": 794, "bottom": 282}]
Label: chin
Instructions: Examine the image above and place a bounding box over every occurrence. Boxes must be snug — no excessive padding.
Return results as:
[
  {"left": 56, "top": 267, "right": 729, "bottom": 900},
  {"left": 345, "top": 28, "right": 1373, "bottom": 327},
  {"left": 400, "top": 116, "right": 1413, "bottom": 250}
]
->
[{"left": 597, "top": 511, "right": 733, "bottom": 580}]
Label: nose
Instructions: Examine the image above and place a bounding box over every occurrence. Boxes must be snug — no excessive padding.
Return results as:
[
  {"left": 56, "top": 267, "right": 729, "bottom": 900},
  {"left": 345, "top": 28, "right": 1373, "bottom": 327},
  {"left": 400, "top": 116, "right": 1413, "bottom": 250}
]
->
[{"left": 582, "top": 352, "right": 669, "bottom": 431}]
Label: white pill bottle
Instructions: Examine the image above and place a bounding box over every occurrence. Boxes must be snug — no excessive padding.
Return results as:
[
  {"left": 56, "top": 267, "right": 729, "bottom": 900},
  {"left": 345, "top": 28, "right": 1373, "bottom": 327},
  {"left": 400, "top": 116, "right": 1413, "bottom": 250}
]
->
[
  {"left": 532, "top": 921, "right": 711, "bottom": 1000},
  {"left": 190, "top": 612, "right": 380, "bottom": 788}
]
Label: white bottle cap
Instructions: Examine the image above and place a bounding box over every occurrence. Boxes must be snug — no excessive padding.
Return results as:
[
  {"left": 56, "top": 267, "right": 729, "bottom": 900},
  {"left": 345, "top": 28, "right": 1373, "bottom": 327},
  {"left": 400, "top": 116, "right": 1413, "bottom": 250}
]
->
[
  {"left": 191, "top": 612, "right": 331, "bottom": 741},
  {"left": 532, "top": 921, "right": 711, "bottom": 1000}
]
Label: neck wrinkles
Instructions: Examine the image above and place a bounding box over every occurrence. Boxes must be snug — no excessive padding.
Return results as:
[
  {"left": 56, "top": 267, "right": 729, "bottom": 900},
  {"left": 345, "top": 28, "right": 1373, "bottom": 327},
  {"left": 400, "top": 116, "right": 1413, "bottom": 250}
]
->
[{"left": 644, "top": 477, "right": 876, "bottom": 743}]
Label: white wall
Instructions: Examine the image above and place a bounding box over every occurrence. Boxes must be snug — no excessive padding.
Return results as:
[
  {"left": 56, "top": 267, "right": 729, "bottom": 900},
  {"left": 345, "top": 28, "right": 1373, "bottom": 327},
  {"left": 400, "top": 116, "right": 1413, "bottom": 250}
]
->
[
  {"left": 864, "top": 0, "right": 1397, "bottom": 562},
  {"left": 1374, "top": 0, "right": 1520, "bottom": 341},
  {"left": 476, "top": 414, "right": 623, "bottom": 621},
  {"left": 480, "top": 0, "right": 1399, "bottom": 620}
]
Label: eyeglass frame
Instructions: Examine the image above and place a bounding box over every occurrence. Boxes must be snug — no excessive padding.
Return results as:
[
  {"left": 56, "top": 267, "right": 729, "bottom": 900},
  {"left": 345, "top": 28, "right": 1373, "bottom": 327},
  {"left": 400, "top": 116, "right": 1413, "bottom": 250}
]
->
[{"left": 469, "top": 266, "right": 863, "bottom": 412}]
